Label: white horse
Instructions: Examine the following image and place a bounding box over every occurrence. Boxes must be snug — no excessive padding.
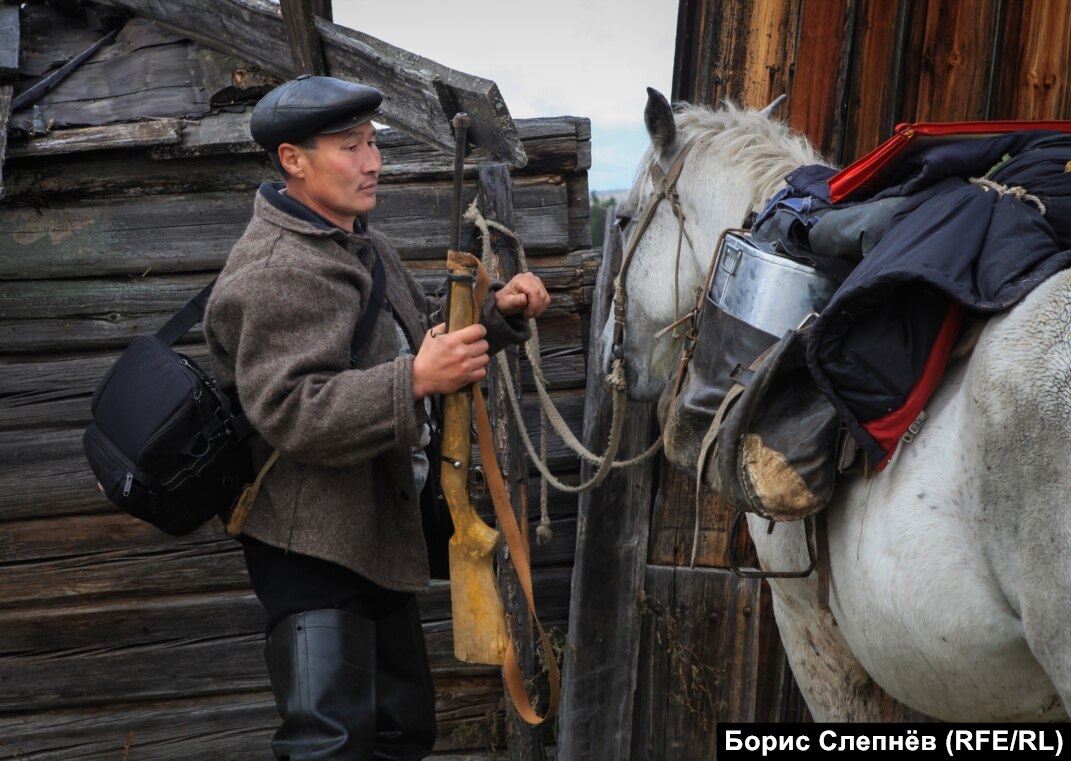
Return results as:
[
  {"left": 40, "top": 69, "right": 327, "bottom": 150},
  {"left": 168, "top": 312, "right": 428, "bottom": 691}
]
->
[{"left": 609, "top": 88, "right": 1071, "bottom": 722}]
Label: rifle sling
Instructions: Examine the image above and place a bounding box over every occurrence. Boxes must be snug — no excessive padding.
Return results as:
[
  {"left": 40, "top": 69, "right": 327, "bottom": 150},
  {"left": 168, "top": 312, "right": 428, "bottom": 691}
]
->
[
  {"left": 473, "top": 383, "right": 561, "bottom": 725},
  {"left": 469, "top": 259, "right": 560, "bottom": 726}
]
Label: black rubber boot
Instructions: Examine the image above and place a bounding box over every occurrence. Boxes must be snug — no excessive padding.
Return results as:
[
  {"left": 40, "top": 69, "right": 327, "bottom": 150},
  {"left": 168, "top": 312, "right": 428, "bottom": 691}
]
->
[
  {"left": 372, "top": 596, "right": 437, "bottom": 760},
  {"left": 265, "top": 608, "right": 377, "bottom": 760}
]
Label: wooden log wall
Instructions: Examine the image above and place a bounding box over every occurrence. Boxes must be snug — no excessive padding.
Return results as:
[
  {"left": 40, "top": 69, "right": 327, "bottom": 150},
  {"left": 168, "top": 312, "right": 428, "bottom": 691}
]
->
[
  {"left": 0, "top": 112, "right": 593, "bottom": 759},
  {"left": 673, "top": 0, "right": 1071, "bottom": 165}
]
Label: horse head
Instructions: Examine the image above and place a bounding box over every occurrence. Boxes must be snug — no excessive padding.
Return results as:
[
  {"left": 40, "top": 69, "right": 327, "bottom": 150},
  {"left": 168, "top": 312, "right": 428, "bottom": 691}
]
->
[{"left": 602, "top": 88, "right": 824, "bottom": 402}]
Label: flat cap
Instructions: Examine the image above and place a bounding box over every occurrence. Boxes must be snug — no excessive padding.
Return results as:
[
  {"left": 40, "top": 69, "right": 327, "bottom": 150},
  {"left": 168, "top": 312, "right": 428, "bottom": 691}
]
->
[{"left": 250, "top": 75, "right": 383, "bottom": 151}]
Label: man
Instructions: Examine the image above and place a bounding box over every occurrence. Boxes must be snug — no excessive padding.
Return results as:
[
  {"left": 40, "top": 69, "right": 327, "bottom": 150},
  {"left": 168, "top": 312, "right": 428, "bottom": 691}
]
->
[{"left": 205, "top": 75, "right": 549, "bottom": 760}]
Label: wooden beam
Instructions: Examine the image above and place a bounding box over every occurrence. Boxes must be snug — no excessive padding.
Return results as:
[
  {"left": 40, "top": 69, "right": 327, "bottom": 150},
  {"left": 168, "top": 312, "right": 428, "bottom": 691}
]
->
[
  {"left": 0, "top": 84, "right": 10, "bottom": 200},
  {"left": 0, "top": 4, "right": 18, "bottom": 84},
  {"left": 5, "top": 119, "right": 183, "bottom": 157},
  {"left": 280, "top": 0, "right": 326, "bottom": 75},
  {"left": 479, "top": 162, "right": 548, "bottom": 759},
  {"left": 556, "top": 210, "right": 659, "bottom": 757},
  {"left": 90, "top": 0, "right": 526, "bottom": 166}
]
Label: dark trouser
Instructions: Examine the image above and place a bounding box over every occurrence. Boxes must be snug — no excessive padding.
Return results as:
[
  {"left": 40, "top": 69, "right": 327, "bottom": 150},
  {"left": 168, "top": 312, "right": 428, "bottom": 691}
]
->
[{"left": 242, "top": 537, "right": 437, "bottom": 760}]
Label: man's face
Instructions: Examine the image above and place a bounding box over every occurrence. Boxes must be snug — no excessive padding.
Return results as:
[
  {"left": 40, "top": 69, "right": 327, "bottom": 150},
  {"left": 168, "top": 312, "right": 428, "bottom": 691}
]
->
[{"left": 284, "top": 121, "right": 381, "bottom": 228}]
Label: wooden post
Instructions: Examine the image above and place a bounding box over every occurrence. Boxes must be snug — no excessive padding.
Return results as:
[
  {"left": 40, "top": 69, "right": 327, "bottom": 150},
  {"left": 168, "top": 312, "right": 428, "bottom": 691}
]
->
[
  {"left": 478, "top": 162, "right": 546, "bottom": 760},
  {"left": 557, "top": 206, "right": 660, "bottom": 758},
  {"left": 279, "top": 0, "right": 326, "bottom": 76},
  {"left": 0, "top": 85, "right": 11, "bottom": 201}
]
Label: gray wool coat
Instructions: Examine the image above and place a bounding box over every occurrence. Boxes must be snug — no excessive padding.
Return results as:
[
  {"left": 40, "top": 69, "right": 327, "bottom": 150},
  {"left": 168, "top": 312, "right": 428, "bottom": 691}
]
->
[{"left": 205, "top": 187, "right": 528, "bottom": 592}]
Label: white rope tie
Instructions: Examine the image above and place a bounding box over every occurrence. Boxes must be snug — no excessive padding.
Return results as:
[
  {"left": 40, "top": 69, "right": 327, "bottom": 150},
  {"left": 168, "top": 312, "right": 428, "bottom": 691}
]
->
[
  {"left": 969, "top": 176, "right": 1047, "bottom": 215},
  {"left": 465, "top": 198, "right": 663, "bottom": 543}
]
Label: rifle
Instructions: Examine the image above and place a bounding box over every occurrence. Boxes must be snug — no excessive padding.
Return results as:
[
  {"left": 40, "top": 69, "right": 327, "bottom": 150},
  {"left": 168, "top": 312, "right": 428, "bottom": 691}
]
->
[
  {"left": 439, "top": 113, "right": 559, "bottom": 722},
  {"left": 440, "top": 114, "right": 509, "bottom": 665}
]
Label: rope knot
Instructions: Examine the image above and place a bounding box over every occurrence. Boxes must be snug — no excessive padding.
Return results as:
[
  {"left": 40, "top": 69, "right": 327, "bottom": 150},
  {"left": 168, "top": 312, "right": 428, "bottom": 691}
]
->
[
  {"left": 969, "top": 176, "right": 1047, "bottom": 215},
  {"left": 606, "top": 360, "right": 628, "bottom": 392}
]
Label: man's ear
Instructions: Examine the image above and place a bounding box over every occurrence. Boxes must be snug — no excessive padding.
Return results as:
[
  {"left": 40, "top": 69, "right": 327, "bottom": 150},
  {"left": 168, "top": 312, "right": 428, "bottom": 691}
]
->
[{"left": 277, "top": 144, "right": 304, "bottom": 178}]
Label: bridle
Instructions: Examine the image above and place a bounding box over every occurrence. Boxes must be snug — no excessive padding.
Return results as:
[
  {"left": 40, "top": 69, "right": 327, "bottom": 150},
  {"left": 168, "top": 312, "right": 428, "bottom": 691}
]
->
[{"left": 610, "top": 137, "right": 700, "bottom": 365}]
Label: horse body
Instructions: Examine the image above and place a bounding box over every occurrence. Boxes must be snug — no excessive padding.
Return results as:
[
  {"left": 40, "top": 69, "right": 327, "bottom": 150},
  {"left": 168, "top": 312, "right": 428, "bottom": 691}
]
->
[{"left": 614, "top": 89, "right": 1071, "bottom": 721}]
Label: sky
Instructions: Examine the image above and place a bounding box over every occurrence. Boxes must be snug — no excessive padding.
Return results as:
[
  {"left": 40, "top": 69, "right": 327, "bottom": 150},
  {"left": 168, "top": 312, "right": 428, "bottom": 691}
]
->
[{"left": 330, "top": 0, "right": 678, "bottom": 192}]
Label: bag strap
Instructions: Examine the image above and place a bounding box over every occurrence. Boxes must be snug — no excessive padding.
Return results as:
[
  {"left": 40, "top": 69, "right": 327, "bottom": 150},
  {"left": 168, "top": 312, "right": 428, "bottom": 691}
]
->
[
  {"left": 156, "top": 280, "right": 216, "bottom": 346},
  {"left": 351, "top": 251, "right": 387, "bottom": 359}
]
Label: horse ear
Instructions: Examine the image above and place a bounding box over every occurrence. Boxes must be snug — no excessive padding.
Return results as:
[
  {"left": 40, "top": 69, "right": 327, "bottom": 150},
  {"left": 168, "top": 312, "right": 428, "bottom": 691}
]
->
[
  {"left": 759, "top": 94, "right": 787, "bottom": 117},
  {"left": 644, "top": 87, "right": 676, "bottom": 152}
]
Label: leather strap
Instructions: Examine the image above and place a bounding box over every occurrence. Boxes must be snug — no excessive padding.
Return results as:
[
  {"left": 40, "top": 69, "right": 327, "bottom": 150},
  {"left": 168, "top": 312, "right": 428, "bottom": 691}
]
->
[{"left": 471, "top": 260, "right": 560, "bottom": 725}]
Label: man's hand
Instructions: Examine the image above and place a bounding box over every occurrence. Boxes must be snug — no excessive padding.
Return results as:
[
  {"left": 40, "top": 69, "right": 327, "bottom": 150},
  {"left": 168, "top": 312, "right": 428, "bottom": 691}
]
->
[
  {"left": 495, "top": 272, "right": 551, "bottom": 319},
  {"left": 412, "top": 323, "right": 490, "bottom": 399}
]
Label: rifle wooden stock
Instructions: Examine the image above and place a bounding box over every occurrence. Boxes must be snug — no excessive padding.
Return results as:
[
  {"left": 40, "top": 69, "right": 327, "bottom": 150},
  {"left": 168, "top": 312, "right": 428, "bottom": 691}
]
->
[{"left": 441, "top": 250, "right": 509, "bottom": 665}]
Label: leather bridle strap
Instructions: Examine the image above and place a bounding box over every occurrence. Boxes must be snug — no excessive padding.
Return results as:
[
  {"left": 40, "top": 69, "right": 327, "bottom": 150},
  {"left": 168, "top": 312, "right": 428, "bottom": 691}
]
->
[{"left": 610, "top": 138, "right": 699, "bottom": 356}]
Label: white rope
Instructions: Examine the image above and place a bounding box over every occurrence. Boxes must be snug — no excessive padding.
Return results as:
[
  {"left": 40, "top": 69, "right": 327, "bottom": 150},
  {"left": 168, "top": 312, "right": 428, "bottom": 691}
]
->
[
  {"left": 465, "top": 198, "right": 663, "bottom": 541},
  {"left": 969, "top": 176, "right": 1047, "bottom": 215}
]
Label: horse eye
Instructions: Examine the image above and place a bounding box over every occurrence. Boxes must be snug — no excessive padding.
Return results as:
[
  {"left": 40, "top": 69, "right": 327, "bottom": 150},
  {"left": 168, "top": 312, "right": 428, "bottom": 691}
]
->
[{"left": 614, "top": 213, "right": 632, "bottom": 229}]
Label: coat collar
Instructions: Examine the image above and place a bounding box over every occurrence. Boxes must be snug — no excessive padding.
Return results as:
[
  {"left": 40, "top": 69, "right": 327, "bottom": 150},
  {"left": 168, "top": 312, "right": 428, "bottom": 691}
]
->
[{"left": 256, "top": 182, "right": 369, "bottom": 239}]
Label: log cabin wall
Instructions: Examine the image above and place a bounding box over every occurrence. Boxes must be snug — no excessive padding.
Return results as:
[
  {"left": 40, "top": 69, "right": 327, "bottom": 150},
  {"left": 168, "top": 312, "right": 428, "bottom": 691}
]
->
[
  {"left": 0, "top": 11, "right": 593, "bottom": 760},
  {"left": 673, "top": 0, "right": 1071, "bottom": 165}
]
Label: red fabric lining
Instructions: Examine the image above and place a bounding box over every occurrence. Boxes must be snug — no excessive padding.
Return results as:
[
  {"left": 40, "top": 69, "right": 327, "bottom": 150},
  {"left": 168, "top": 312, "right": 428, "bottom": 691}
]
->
[
  {"left": 864, "top": 303, "right": 964, "bottom": 470},
  {"left": 828, "top": 120, "right": 1071, "bottom": 203}
]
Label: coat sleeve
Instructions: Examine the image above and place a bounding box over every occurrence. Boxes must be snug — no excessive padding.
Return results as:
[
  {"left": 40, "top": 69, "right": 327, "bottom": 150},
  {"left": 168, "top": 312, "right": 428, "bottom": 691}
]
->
[
  {"left": 209, "top": 263, "right": 424, "bottom": 468},
  {"left": 374, "top": 230, "right": 531, "bottom": 354}
]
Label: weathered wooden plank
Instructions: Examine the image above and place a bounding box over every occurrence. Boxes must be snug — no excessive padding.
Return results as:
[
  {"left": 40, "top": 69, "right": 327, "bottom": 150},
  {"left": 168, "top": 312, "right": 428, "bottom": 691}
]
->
[
  {"left": 699, "top": 0, "right": 755, "bottom": 108},
  {"left": 0, "top": 605, "right": 566, "bottom": 713},
  {"left": 6, "top": 118, "right": 184, "bottom": 158},
  {"left": 3, "top": 149, "right": 274, "bottom": 198},
  {"left": 318, "top": 19, "right": 526, "bottom": 167},
  {"left": 0, "top": 6, "right": 18, "bottom": 85},
  {"left": 646, "top": 463, "right": 758, "bottom": 569},
  {"left": 196, "top": 47, "right": 281, "bottom": 108},
  {"left": 0, "top": 316, "right": 586, "bottom": 434},
  {"left": 0, "top": 181, "right": 574, "bottom": 281},
  {"left": 0, "top": 573, "right": 570, "bottom": 661},
  {"left": 0, "top": 280, "right": 586, "bottom": 354},
  {"left": 0, "top": 385, "right": 586, "bottom": 523},
  {"left": 557, "top": 209, "right": 659, "bottom": 758},
  {"left": 788, "top": 0, "right": 853, "bottom": 162},
  {"left": 0, "top": 679, "right": 524, "bottom": 758},
  {"left": 280, "top": 0, "right": 326, "bottom": 76},
  {"left": 0, "top": 693, "right": 278, "bottom": 760},
  {"left": 903, "top": 0, "right": 1001, "bottom": 121},
  {"left": 3, "top": 115, "right": 585, "bottom": 180},
  {"left": 0, "top": 84, "right": 10, "bottom": 200},
  {"left": 839, "top": 0, "right": 907, "bottom": 162},
  {"left": 478, "top": 162, "right": 546, "bottom": 759},
  {"left": 90, "top": 0, "right": 525, "bottom": 165},
  {"left": 629, "top": 565, "right": 768, "bottom": 758},
  {"left": 992, "top": 0, "right": 1071, "bottom": 120},
  {"left": 0, "top": 591, "right": 266, "bottom": 654},
  {"left": 738, "top": 0, "right": 799, "bottom": 110}
]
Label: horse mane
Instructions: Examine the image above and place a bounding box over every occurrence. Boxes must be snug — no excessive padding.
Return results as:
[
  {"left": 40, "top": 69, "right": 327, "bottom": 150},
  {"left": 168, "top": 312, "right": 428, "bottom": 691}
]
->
[{"left": 626, "top": 99, "right": 827, "bottom": 213}]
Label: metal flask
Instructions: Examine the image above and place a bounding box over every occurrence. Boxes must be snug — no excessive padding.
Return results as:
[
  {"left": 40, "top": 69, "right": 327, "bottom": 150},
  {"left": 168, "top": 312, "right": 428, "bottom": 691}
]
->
[{"left": 709, "top": 232, "right": 838, "bottom": 336}]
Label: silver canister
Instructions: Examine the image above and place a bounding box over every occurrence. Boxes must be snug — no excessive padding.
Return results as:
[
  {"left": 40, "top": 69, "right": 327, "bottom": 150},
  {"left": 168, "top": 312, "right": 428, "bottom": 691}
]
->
[{"left": 709, "top": 232, "right": 839, "bottom": 337}]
